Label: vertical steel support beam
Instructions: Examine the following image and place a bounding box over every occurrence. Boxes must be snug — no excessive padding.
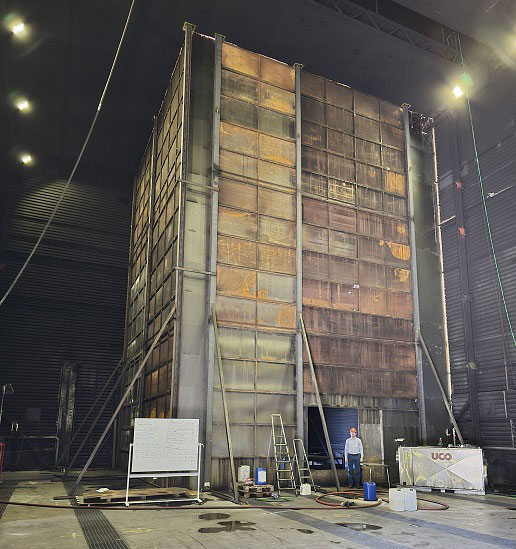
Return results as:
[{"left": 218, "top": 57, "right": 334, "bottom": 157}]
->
[
  {"left": 449, "top": 116, "right": 481, "bottom": 444},
  {"left": 139, "top": 117, "right": 157, "bottom": 414},
  {"left": 204, "top": 33, "right": 224, "bottom": 486},
  {"left": 171, "top": 22, "right": 195, "bottom": 417},
  {"left": 299, "top": 314, "right": 341, "bottom": 491},
  {"left": 294, "top": 63, "right": 304, "bottom": 442},
  {"left": 403, "top": 106, "right": 427, "bottom": 444}
]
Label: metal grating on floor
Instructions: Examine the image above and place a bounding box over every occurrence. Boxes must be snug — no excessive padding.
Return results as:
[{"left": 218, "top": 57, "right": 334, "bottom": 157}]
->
[
  {"left": 0, "top": 480, "right": 18, "bottom": 519},
  {"left": 64, "top": 481, "right": 129, "bottom": 549}
]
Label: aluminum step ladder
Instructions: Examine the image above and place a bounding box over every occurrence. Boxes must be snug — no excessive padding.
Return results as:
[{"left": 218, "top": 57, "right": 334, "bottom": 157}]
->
[
  {"left": 271, "top": 414, "right": 296, "bottom": 493},
  {"left": 293, "top": 438, "right": 316, "bottom": 492}
]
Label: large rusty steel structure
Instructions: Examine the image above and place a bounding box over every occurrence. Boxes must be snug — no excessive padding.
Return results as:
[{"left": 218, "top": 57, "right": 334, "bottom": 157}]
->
[{"left": 118, "top": 24, "right": 450, "bottom": 488}]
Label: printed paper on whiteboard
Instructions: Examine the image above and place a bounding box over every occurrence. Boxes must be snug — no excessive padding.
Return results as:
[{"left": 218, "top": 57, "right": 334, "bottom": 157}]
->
[{"left": 131, "top": 418, "right": 199, "bottom": 473}]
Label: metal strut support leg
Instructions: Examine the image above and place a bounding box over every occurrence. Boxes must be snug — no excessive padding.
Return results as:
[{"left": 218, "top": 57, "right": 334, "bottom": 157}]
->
[
  {"left": 211, "top": 305, "right": 239, "bottom": 503},
  {"left": 299, "top": 313, "right": 341, "bottom": 491},
  {"left": 68, "top": 304, "right": 177, "bottom": 496},
  {"left": 418, "top": 331, "right": 465, "bottom": 445}
]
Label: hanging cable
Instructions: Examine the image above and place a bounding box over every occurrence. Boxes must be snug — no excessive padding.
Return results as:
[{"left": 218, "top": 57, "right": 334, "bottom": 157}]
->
[
  {"left": 0, "top": 0, "right": 136, "bottom": 308},
  {"left": 457, "top": 35, "right": 516, "bottom": 361}
]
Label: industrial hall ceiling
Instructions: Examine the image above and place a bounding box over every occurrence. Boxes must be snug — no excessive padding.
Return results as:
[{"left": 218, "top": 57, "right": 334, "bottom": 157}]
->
[{"left": 1, "top": 0, "right": 513, "bottom": 191}]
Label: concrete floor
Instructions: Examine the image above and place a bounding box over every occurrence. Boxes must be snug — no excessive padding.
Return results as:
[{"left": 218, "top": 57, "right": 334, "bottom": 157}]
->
[{"left": 1, "top": 471, "right": 516, "bottom": 548}]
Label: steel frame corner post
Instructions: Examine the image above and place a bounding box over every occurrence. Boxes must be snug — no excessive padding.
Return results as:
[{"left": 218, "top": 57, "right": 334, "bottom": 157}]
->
[
  {"left": 449, "top": 115, "right": 481, "bottom": 444},
  {"left": 204, "top": 32, "right": 224, "bottom": 486},
  {"left": 294, "top": 63, "right": 304, "bottom": 443},
  {"left": 171, "top": 22, "right": 195, "bottom": 418},
  {"left": 403, "top": 106, "right": 427, "bottom": 445}
]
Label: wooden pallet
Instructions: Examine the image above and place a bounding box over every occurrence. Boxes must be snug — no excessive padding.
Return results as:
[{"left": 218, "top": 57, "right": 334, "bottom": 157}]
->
[
  {"left": 237, "top": 483, "right": 274, "bottom": 499},
  {"left": 81, "top": 486, "right": 198, "bottom": 504}
]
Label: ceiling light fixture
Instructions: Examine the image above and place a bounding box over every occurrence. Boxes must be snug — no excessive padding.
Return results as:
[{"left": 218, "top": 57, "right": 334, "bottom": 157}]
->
[
  {"left": 11, "top": 22, "right": 25, "bottom": 34},
  {"left": 452, "top": 85, "right": 464, "bottom": 98},
  {"left": 16, "top": 99, "right": 29, "bottom": 111},
  {"left": 20, "top": 154, "right": 32, "bottom": 165}
]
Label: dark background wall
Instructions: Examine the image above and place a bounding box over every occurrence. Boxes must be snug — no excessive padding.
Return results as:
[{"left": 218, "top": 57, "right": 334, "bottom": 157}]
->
[{"left": 0, "top": 177, "right": 130, "bottom": 468}]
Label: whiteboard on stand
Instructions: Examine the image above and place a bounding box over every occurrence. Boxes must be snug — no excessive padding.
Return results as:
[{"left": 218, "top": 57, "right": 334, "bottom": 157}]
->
[{"left": 131, "top": 418, "right": 199, "bottom": 473}]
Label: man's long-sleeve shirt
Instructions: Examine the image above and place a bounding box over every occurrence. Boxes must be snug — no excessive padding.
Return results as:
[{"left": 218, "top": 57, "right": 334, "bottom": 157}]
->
[{"left": 345, "top": 437, "right": 363, "bottom": 460}]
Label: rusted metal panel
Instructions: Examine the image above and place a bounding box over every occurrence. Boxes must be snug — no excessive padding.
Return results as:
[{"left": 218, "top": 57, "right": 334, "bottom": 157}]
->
[
  {"left": 259, "top": 133, "right": 295, "bottom": 166},
  {"left": 258, "top": 160, "right": 295, "bottom": 188},
  {"left": 380, "top": 101, "right": 404, "bottom": 128},
  {"left": 258, "top": 187, "right": 295, "bottom": 220},
  {"left": 383, "top": 217, "right": 408, "bottom": 243},
  {"left": 260, "top": 82, "right": 295, "bottom": 115},
  {"left": 257, "top": 271, "right": 295, "bottom": 302},
  {"left": 387, "top": 291, "right": 413, "bottom": 319},
  {"left": 357, "top": 186, "right": 382, "bottom": 210},
  {"left": 384, "top": 171, "right": 407, "bottom": 196},
  {"left": 360, "top": 340, "right": 384, "bottom": 368},
  {"left": 331, "top": 282, "right": 359, "bottom": 311},
  {"left": 303, "top": 224, "right": 328, "bottom": 254},
  {"left": 355, "top": 92, "right": 380, "bottom": 120},
  {"left": 356, "top": 162, "right": 382, "bottom": 189},
  {"left": 257, "top": 243, "right": 296, "bottom": 274},
  {"left": 359, "top": 261, "right": 386, "bottom": 288},
  {"left": 217, "top": 235, "right": 257, "bottom": 269},
  {"left": 303, "top": 305, "right": 330, "bottom": 332},
  {"left": 303, "top": 334, "right": 331, "bottom": 364},
  {"left": 218, "top": 206, "right": 257, "bottom": 240},
  {"left": 358, "top": 235, "right": 384, "bottom": 262},
  {"left": 384, "top": 241, "right": 411, "bottom": 267},
  {"left": 257, "top": 301, "right": 296, "bottom": 329},
  {"left": 300, "top": 71, "right": 325, "bottom": 100},
  {"left": 386, "top": 266, "right": 411, "bottom": 292},
  {"left": 381, "top": 123, "right": 404, "bottom": 149},
  {"left": 328, "top": 129, "right": 353, "bottom": 156},
  {"left": 303, "top": 365, "right": 332, "bottom": 393},
  {"left": 326, "top": 81, "right": 353, "bottom": 110},
  {"left": 301, "top": 95, "right": 325, "bottom": 125},
  {"left": 216, "top": 265, "right": 256, "bottom": 298},
  {"left": 393, "top": 371, "right": 417, "bottom": 398},
  {"left": 303, "top": 278, "right": 330, "bottom": 308},
  {"left": 258, "top": 216, "right": 295, "bottom": 246},
  {"left": 216, "top": 295, "right": 256, "bottom": 325},
  {"left": 302, "top": 120, "right": 327, "bottom": 149},
  {"left": 220, "top": 121, "right": 258, "bottom": 156},
  {"left": 386, "top": 343, "right": 416, "bottom": 370},
  {"left": 303, "top": 197, "right": 329, "bottom": 226},
  {"left": 328, "top": 179, "right": 355, "bottom": 203},
  {"left": 330, "top": 309, "right": 361, "bottom": 337},
  {"left": 329, "top": 230, "right": 356, "bottom": 258},
  {"left": 357, "top": 211, "right": 383, "bottom": 238},
  {"left": 329, "top": 203, "right": 356, "bottom": 232},
  {"left": 327, "top": 105, "right": 353, "bottom": 133},
  {"left": 219, "top": 178, "right": 257, "bottom": 211},
  {"left": 330, "top": 337, "right": 360, "bottom": 366},
  {"left": 260, "top": 56, "right": 295, "bottom": 91},
  {"left": 328, "top": 154, "right": 354, "bottom": 181},
  {"left": 222, "top": 42, "right": 260, "bottom": 77},
  {"left": 356, "top": 115, "right": 380, "bottom": 142},
  {"left": 303, "top": 251, "right": 329, "bottom": 280},
  {"left": 301, "top": 170, "right": 327, "bottom": 197},
  {"left": 220, "top": 149, "right": 258, "bottom": 180},
  {"left": 382, "top": 147, "right": 405, "bottom": 172},
  {"left": 332, "top": 367, "right": 362, "bottom": 396},
  {"left": 221, "top": 69, "right": 259, "bottom": 104},
  {"left": 329, "top": 256, "right": 357, "bottom": 284},
  {"left": 360, "top": 287, "right": 387, "bottom": 315}
]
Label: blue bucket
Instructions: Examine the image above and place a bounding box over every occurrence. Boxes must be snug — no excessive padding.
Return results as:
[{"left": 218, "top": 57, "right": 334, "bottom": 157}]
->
[
  {"left": 255, "top": 467, "right": 267, "bottom": 485},
  {"left": 363, "top": 481, "right": 377, "bottom": 501}
]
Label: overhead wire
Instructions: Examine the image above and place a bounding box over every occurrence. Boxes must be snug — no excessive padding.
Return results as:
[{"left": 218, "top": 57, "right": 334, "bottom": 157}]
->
[
  {"left": 0, "top": 0, "right": 136, "bottom": 308},
  {"left": 457, "top": 35, "right": 516, "bottom": 370}
]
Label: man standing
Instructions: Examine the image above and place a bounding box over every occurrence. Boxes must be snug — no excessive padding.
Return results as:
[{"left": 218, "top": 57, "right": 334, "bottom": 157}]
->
[{"left": 345, "top": 427, "right": 363, "bottom": 488}]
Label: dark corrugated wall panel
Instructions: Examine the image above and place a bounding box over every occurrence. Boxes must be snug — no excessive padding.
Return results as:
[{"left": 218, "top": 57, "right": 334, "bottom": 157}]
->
[
  {"left": 0, "top": 178, "right": 130, "bottom": 468},
  {"left": 436, "top": 64, "right": 516, "bottom": 478}
]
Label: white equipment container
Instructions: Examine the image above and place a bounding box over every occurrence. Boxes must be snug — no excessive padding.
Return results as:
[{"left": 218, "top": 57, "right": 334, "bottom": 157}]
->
[
  {"left": 389, "top": 488, "right": 405, "bottom": 511},
  {"left": 402, "top": 488, "right": 417, "bottom": 511},
  {"left": 238, "top": 465, "right": 251, "bottom": 482},
  {"left": 399, "top": 447, "right": 485, "bottom": 494},
  {"left": 300, "top": 483, "right": 311, "bottom": 496}
]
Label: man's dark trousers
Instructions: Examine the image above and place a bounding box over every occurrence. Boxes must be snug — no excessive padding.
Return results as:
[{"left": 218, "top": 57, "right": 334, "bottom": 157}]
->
[{"left": 347, "top": 453, "right": 361, "bottom": 487}]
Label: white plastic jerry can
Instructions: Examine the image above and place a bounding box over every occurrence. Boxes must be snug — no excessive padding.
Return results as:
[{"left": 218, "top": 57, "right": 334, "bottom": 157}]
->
[
  {"left": 403, "top": 488, "right": 417, "bottom": 511},
  {"left": 389, "top": 488, "right": 405, "bottom": 511},
  {"left": 300, "top": 483, "right": 311, "bottom": 496}
]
